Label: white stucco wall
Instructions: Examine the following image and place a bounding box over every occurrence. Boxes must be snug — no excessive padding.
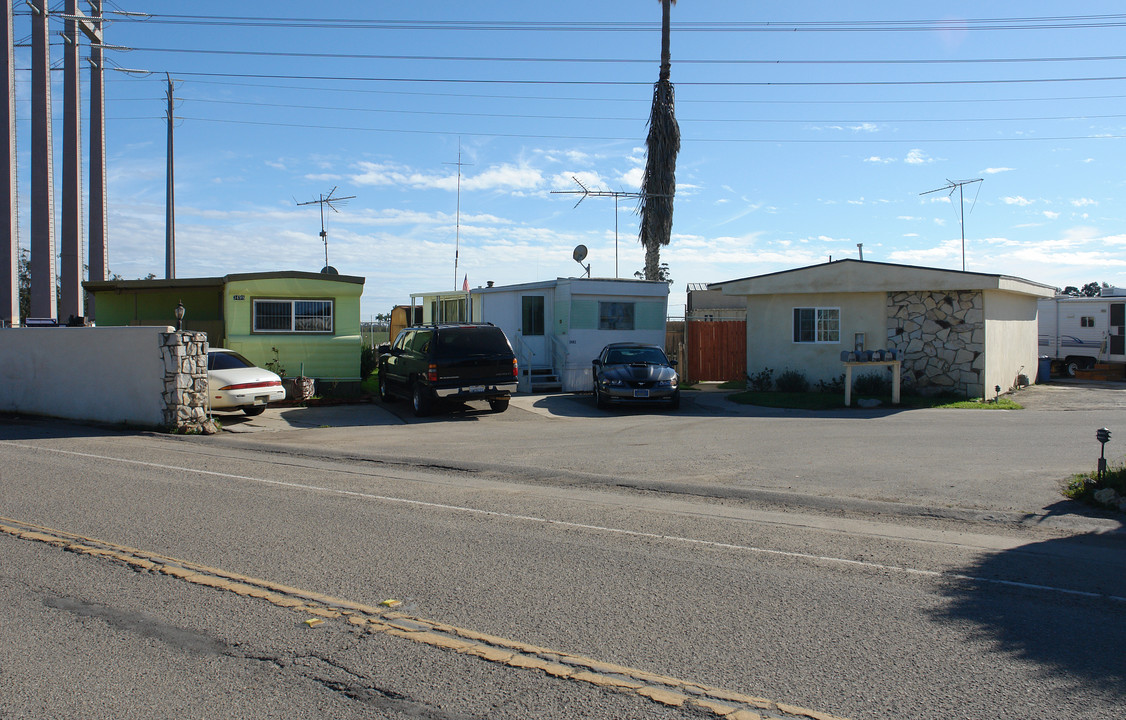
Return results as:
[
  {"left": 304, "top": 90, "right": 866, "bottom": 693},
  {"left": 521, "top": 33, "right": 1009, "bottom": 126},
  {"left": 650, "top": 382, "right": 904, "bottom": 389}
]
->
[
  {"left": 746, "top": 292, "right": 888, "bottom": 383},
  {"left": 983, "top": 290, "right": 1041, "bottom": 396},
  {"left": 0, "top": 326, "right": 171, "bottom": 426}
]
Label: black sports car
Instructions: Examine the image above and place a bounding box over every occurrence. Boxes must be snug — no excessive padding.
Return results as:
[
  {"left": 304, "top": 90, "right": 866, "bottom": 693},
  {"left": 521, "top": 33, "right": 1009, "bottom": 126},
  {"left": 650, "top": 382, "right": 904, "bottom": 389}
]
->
[{"left": 591, "top": 342, "right": 680, "bottom": 410}]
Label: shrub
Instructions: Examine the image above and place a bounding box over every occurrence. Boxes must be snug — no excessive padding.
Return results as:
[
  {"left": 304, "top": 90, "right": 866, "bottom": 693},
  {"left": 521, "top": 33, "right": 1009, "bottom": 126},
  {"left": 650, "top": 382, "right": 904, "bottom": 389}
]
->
[
  {"left": 360, "top": 346, "right": 378, "bottom": 378},
  {"left": 775, "top": 368, "right": 810, "bottom": 393},
  {"left": 853, "top": 371, "right": 892, "bottom": 396},
  {"left": 747, "top": 367, "right": 773, "bottom": 392},
  {"left": 816, "top": 373, "right": 845, "bottom": 394}
]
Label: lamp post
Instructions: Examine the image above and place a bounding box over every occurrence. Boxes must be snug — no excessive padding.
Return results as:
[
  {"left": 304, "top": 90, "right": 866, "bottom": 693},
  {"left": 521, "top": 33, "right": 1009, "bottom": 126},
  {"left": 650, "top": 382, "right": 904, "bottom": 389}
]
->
[{"left": 175, "top": 300, "right": 185, "bottom": 331}]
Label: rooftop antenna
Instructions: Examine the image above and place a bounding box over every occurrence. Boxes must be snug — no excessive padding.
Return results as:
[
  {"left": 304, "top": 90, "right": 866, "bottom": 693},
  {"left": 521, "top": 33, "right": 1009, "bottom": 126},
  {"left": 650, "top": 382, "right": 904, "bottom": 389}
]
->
[
  {"left": 444, "top": 140, "right": 472, "bottom": 290},
  {"left": 297, "top": 186, "right": 354, "bottom": 271},
  {"left": 552, "top": 176, "right": 668, "bottom": 279},
  {"left": 920, "top": 178, "right": 983, "bottom": 272}
]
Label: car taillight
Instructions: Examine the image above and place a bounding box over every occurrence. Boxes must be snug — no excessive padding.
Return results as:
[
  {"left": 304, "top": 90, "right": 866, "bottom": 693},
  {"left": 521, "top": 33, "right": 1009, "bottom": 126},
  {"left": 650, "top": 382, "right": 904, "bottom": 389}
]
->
[
  {"left": 512, "top": 358, "right": 518, "bottom": 378},
  {"left": 219, "top": 380, "right": 282, "bottom": 391},
  {"left": 427, "top": 363, "right": 438, "bottom": 382}
]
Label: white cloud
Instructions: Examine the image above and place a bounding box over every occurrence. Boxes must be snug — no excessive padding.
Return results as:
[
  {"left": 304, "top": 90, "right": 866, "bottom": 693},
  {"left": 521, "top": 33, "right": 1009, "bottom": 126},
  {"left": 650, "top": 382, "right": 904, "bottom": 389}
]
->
[
  {"left": 982, "top": 167, "right": 1013, "bottom": 174},
  {"left": 905, "top": 149, "right": 932, "bottom": 165},
  {"left": 1071, "top": 198, "right": 1097, "bottom": 207},
  {"left": 864, "top": 156, "right": 894, "bottom": 164},
  {"left": 1002, "top": 196, "right": 1034, "bottom": 206},
  {"left": 1043, "top": 211, "right": 1061, "bottom": 220}
]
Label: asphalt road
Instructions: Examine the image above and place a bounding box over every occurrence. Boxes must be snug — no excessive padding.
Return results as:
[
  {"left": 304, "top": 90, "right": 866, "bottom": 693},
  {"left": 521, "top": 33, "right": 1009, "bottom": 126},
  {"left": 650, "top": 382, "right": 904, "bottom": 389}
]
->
[{"left": 1, "top": 383, "right": 1123, "bottom": 720}]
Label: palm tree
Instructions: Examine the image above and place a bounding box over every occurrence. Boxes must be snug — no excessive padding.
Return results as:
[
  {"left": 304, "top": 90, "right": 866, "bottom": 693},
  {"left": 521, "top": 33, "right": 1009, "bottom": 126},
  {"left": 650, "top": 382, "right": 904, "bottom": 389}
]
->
[{"left": 637, "top": 0, "right": 680, "bottom": 281}]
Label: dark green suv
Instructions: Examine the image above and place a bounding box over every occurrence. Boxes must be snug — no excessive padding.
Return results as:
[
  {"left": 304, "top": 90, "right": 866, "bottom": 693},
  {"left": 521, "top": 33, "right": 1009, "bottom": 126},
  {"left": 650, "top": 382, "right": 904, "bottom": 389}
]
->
[{"left": 377, "top": 323, "right": 518, "bottom": 417}]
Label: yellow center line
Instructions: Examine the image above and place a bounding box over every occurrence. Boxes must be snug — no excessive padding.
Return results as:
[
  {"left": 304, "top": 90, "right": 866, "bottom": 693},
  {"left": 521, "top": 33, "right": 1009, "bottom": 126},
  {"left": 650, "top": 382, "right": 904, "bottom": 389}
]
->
[{"left": 1, "top": 515, "right": 849, "bottom": 720}]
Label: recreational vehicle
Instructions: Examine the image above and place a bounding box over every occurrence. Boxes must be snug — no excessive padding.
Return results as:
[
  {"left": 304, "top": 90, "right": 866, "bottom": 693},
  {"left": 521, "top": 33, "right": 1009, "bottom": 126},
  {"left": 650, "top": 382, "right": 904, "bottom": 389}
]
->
[{"left": 1038, "top": 289, "right": 1126, "bottom": 375}]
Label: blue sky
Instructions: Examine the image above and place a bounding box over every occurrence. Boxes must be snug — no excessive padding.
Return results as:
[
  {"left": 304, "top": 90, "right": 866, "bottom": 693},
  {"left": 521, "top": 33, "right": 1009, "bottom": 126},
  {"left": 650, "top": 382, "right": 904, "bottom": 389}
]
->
[{"left": 13, "top": 1, "right": 1126, "bottom": 319}]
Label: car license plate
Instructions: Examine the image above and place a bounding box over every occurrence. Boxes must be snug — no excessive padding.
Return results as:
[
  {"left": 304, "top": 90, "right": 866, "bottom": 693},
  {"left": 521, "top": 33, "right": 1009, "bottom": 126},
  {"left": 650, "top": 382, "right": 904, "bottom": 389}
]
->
[
  {"left": 633, "top": 389, "right": 649, "bottom": 398},
  {"left": 466, "top": 385, "right": 485, "bottom": 393}
]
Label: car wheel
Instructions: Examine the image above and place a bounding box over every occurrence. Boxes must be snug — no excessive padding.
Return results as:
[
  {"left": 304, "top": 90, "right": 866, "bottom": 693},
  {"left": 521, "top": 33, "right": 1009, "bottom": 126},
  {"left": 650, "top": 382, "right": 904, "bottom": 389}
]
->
[
  {"left": 1067, "top": 360, "right": 1080, "bottom": 377},
  {"left": 378, "top": 373, "right": 395, "bottom": 403},
  {"left": 668, "top": 390, "right": 680, "bottom": 410},
  {"left": 412, "top": 383, "right": 433, "bottom": 417},
  {"left": 594, "top": 384, "right": 608, "bottom": 409},
  {"left": 488, "top": 397, "right": 509, "bottom": 413},
  {"left": 243, "top": 405, "right": 266, "bottom": 416}
]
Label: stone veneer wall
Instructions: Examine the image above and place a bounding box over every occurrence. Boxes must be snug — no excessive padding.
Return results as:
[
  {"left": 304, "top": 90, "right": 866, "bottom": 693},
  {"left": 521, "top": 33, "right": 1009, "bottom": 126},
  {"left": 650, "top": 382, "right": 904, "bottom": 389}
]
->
[
  {"left": 161, "top": 331, "right": 209, "bottom": 429},
  {"left": 886, "top": 291, "right": 984, "bottom": 397}
]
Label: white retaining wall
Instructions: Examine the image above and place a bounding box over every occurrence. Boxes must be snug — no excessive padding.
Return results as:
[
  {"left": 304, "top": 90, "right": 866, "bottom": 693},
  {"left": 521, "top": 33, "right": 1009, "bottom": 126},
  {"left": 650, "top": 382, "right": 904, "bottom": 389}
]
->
[{"left": 0, "top": 326, "right": 207, "bottom": 429}]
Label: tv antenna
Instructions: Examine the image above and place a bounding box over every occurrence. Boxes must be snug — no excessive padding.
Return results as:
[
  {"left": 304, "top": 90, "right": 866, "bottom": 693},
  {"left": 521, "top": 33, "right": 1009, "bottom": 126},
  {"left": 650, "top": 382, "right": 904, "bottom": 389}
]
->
[
  {"left": 445, "top": 140, "right": 473, "bottom": 290},
  {"left": 297, "top": 186, "right": 355, "bottom": 271},
  {"left": 552, "top": 176, "right": 668, "bottom": 279},
  {"left": 920, "top": 178, "right": 983, "bottom": 272}
]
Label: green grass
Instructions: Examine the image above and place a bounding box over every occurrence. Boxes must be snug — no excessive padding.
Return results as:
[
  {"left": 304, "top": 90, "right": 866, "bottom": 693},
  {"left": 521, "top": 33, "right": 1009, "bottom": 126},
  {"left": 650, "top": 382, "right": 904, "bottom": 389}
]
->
[
  {"left": 360, "top": 371, "right": 379, "bottom": 396},
  {"left": 1061, "top": 461, "right": 1126, "bottom": 511},
  {"left": 727, "top": 391, "right": 1023, "bottom": 411}
]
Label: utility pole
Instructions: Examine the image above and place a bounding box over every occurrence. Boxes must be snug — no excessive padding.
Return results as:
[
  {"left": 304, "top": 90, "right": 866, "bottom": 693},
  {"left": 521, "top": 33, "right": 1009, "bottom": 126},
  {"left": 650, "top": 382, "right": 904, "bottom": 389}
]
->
[
  {"left": 552, "top": 177, "right": 668, "bottom": 279},
  {"left": 921, "top": 178, "right": 983, "bottom": 272},
  {"left": 297, "top": 187, "right": 355, "bottom": 271},
  {"left": 165, "top": 73, "right": 176, "bottom": 279}
]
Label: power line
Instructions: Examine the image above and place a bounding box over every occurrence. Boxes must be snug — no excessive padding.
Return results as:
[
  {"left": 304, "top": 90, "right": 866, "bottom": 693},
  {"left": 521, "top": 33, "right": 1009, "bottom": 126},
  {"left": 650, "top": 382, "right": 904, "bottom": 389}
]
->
[
  {"left": 114, "top": 45, "right": 1126, "bottom": 67},
  {"left": 103, "top": 13, "right": 1126, "bottom": 33}
]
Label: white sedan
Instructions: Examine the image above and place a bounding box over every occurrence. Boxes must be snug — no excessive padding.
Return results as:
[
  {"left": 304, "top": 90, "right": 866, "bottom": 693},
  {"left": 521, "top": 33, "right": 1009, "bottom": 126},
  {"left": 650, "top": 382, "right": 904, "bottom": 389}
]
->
[{"left": 206, "top": 349, "right": 286, "bottom": 416}]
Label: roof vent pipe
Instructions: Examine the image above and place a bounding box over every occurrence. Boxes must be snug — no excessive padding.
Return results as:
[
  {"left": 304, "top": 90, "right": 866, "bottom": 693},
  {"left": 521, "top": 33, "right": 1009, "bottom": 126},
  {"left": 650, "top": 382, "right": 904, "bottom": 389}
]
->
[{"left": 857, "top": 243, "right": 864, "bottom": 261}]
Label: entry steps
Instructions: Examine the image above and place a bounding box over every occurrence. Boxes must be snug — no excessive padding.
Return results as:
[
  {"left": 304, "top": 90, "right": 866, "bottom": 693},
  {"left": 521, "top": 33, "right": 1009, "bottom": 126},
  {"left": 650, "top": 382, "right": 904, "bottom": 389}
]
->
[{"left": 528, "top": 365, "right": 562, "bottom": 393}]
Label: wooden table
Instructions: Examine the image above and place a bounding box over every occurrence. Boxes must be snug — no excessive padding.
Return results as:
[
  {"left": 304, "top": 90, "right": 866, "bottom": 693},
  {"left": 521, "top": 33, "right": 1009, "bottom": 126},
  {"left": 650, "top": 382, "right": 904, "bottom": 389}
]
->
[{"left": 843, "top": 360, "right": 901, "bottom": 406}]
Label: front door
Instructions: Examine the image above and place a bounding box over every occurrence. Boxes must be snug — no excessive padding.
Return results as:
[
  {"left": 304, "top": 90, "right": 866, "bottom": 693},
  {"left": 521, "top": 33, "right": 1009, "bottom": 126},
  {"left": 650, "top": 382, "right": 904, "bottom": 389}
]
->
[
  {"left": 520, "top": 295, "right": 547, "bottom": 366},
  {"left": 1110, "top": 303, "right": 1125, "bottom": 357}
]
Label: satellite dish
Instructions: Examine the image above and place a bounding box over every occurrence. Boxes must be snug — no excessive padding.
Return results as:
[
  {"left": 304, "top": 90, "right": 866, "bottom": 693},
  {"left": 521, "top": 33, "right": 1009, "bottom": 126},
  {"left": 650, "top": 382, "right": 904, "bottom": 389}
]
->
[
  {"left": 320, "top": 265, "right": 339, "bottom": 275},
  {"left": 573, "top": 245, "right": 588, "bottom": 263}
]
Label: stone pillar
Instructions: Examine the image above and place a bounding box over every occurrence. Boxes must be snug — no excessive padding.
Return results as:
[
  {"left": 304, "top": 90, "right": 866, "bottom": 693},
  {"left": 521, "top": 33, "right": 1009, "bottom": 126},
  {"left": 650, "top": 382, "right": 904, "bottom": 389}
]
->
[{"left": 160, "top": 331, "right": 214, "bottom": 432}]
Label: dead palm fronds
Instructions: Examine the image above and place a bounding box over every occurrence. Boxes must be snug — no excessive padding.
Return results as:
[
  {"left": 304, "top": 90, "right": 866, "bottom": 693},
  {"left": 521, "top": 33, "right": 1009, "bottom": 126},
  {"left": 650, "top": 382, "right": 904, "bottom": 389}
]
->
[{"left": 638, "top": 0, "right": 680, "bottom": 281}]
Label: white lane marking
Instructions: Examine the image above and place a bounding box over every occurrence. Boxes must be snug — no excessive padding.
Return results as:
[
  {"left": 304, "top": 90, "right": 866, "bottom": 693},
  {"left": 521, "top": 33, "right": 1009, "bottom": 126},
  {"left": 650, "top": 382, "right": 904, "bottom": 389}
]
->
[{"left": 5, "top": 442, "right": 1124, "bottom": 604}]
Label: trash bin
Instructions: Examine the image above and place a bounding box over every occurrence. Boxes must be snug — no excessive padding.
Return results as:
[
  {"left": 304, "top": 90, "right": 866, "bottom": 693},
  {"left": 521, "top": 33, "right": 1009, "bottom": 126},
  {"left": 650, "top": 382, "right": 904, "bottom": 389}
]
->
[{"left": 1037, "top": 355, "right": 1051, "bottom": 383}]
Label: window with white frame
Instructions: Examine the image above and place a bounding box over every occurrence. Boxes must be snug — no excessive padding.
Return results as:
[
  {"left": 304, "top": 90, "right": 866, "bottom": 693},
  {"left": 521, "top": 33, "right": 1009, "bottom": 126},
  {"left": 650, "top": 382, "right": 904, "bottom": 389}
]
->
[
  {"left": 253, "top": 299, "right": 334, "bottom": 333},
  {"left": 792, "top": 307, "right": 839, "bottom": 343}
]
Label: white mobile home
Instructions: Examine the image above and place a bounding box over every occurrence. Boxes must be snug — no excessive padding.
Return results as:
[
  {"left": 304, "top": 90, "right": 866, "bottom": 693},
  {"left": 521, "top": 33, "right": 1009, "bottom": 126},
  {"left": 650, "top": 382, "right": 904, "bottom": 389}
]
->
[
  {"left": 1038, "top": 291, "right": 1126, "bottom": 375},
  {"left": 412, "top": 278, "right": 670, "bottom": 392}
]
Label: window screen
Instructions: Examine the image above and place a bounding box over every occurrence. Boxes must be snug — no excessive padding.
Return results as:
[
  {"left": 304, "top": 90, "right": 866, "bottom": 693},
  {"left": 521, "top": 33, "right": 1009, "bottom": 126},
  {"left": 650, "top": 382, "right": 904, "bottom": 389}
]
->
[
  {"left": 599, "top": 302, "right": 635, "bottom": 330},
  {"left": 253, "top": 299, "right": 334, "bottom": 333}
]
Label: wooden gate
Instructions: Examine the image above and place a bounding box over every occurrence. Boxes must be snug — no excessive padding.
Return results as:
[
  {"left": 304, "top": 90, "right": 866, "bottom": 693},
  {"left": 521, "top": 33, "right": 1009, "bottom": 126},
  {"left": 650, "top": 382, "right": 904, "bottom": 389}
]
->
[{"left": 685, "top": 319, "right": 746, "bottom": 383}]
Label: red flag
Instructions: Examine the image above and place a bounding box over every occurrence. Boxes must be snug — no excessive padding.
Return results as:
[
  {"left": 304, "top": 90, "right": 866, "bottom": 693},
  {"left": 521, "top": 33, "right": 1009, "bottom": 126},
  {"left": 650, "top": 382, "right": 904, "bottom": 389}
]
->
[{"left": 462, "top": 274, "right": 469, "bottom": 292}]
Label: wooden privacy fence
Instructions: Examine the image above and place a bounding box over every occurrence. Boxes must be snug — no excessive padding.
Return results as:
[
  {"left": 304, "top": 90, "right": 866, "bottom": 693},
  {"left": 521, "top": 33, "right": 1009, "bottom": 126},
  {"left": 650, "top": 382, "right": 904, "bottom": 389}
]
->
[{"left": 684, "top": 319, "right": 746, "bottom": 383}]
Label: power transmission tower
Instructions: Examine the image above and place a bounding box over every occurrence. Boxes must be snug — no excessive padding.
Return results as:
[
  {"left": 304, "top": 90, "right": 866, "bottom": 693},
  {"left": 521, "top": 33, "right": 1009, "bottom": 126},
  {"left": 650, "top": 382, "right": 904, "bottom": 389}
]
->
[
  {"left": 297, "top": 187, "right": 355, "bottom": 271},
  {"left": 920, "top": 178, "right": 983, "bottom": 272},
  {"left": 551, "top": 176, "right": 668, "bottom": 279}
]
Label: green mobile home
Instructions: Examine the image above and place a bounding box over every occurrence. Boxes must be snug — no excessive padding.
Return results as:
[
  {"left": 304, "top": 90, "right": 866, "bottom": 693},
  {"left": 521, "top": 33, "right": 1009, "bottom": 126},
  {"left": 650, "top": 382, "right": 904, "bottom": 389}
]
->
[{"left": 84, "top": 271, "right": 365, "bottom": 381}]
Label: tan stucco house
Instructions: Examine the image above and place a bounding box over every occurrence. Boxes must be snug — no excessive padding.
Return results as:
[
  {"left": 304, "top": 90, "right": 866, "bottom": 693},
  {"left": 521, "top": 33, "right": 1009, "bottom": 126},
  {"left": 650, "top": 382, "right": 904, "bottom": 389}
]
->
[{"left": 710, "top": 260, "right": 1055, "bottom": 399}]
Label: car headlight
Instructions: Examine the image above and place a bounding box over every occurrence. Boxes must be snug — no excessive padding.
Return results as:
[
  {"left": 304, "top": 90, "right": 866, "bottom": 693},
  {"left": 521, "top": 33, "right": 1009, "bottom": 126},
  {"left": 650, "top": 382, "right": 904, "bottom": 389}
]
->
[
  {"left": 656, "top": 379, "right": 677, "bottom": 387},
  {"left": 605, "top": 379, "right": 625, "bottom": 387}
]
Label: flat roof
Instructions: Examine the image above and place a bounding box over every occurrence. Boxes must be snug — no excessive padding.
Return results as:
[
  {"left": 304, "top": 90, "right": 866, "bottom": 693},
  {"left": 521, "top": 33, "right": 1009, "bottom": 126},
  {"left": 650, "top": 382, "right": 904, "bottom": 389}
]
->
[{"left": 84, "top": 270, "right": 365, "bottom": 292}]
